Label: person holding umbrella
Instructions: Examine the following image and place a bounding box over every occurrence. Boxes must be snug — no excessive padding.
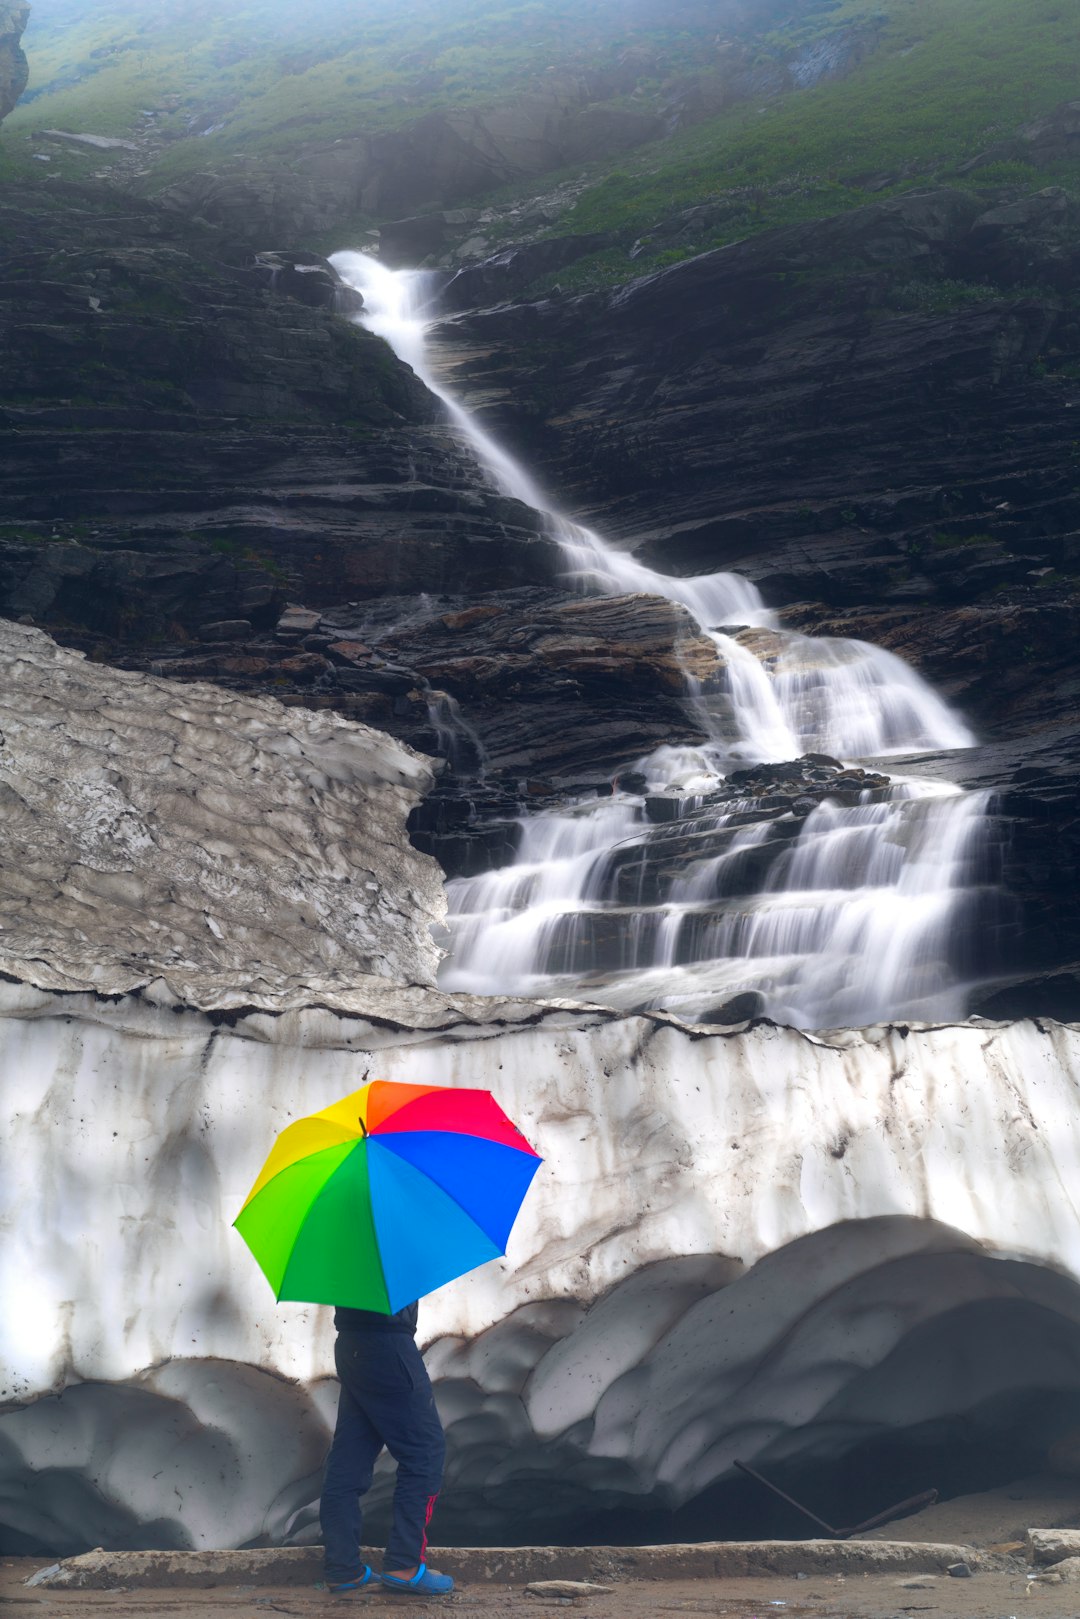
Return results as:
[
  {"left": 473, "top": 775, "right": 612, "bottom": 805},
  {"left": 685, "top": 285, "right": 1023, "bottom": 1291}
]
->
[{"left": 234, "top": 1078, "right": 542, "bottom": 1596}]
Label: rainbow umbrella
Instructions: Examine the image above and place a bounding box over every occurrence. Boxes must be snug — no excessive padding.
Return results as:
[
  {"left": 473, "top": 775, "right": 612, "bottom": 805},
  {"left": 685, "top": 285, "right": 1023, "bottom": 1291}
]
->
[{"left": 233, "top": 1079, "right": 542, "bottom": 1312}]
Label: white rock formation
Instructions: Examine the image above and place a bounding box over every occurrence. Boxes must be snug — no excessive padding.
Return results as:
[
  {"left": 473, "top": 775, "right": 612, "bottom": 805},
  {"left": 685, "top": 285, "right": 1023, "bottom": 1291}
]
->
[
  {"left": 0, "top": 621, "right": 443, "bottom": 1008},
  {"left": 3, "top": 622, "right": 1080, "bottom": 1555}
]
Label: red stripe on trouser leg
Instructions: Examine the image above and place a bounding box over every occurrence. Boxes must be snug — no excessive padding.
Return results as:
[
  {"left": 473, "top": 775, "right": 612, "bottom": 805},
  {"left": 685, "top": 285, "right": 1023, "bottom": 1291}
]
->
[{"left": 421, "top": 1493, "right": 439, "bottom": 1559}]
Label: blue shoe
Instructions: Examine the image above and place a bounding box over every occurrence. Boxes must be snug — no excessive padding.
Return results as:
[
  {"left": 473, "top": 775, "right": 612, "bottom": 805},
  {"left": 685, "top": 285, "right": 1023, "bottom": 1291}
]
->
[
  {"left": 328, "top": 1566, "right": 376, "bottom": 1594},
  {"left": 380, "top": 1564, "right": 455, "bottom": 1595}
]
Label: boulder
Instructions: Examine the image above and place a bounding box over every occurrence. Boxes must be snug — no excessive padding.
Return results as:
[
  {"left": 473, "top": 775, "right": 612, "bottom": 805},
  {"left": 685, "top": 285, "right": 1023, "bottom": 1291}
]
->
[
  {"left": 250, "top": 250, "right": 364, "bottom": 312},
  {"left": 439, "top": 234, "right": 611, "bottom": 311},
  {"left": 1027, "top": 1528, "right": 1080, "bottom": 1566}
]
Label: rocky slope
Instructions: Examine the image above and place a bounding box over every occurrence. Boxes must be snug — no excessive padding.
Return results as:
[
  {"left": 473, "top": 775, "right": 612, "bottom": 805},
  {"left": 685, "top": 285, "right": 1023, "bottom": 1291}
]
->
[
  {"left": 0, "top": 181, "right": 559, "bottom": 645},
  {"left": 11, "top": 0, "right": 885, "bottom": 247},
  {"left": 150, "top": 2, "right": 882, "bottom": 253}
]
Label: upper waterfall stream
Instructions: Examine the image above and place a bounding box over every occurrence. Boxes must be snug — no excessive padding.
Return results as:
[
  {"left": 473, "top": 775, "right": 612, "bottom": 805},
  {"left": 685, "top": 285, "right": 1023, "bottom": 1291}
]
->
[{"left": 332, "top": 252, "right": 996, "bottom": 1029}]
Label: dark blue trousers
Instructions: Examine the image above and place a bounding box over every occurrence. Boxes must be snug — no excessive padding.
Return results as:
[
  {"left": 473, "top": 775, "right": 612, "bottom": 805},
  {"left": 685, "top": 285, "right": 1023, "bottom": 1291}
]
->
[{"left": 320, "top": 1330, "right": 446, "bottom": 1583}]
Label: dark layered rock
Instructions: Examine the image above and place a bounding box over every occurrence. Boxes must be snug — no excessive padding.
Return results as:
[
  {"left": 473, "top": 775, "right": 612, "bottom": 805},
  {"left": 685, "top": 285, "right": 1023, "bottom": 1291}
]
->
[
  {"left": 429, "top": 188, "right": 1080, "bottom": 722},
  {"left": 0, "top": 1, "right": 28, "bottom": 124},
  {"left": 249, "top": 250, "right": 365, "bottom": 312},
  {"left": 439, "top": 234, "right": 612, "bottom": 312},
  {"left": 0, "top": 181, "right": 719, "bottom": 870},
  {"left": 0, "top": 181, "right": 561, "bottom": 643},
  {"left": 4, "top": 168, "right": 1080, "bottom": 1019},
  {"left": 115, "top": 588, "right": 721, "bottom": 786},
  {"left": 377, "top": 588, "right": 720, "bottom": 778}
]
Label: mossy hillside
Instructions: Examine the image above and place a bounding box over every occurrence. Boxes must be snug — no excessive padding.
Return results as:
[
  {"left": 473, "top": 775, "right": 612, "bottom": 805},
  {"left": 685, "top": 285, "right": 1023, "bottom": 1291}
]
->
[
  {"left": 523, "top": 0, "right": 1080, "bottom": 291},
  {"left": 6, "top": 0, "right": 808, "bottom": 178},
  {"left": 8, "top": 0, "right": 1080, "bottom": 298}
]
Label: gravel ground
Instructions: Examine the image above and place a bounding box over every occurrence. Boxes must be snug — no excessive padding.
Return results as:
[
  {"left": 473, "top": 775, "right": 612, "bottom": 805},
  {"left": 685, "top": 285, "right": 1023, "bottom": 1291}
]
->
[{"left": 4, "top": 1558, "right": 1077, "bottom": 1619}]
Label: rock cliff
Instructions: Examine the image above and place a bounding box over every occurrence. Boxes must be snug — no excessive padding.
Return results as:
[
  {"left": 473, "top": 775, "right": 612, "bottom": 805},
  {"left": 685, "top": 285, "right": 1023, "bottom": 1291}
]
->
[
  {"left": 0, "top": 2, "right": 28, "bottom": 124},
  {"left": 3, "top": 175, "right": 1080, "bottom": 1014},
  {"left": 0, "top": 180, "right": 559, "bottom": 651}
]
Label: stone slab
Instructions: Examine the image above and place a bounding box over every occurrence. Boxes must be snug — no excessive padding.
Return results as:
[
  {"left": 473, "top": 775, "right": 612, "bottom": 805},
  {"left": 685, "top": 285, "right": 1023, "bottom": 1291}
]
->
[
  {"left": 1027, "top": 1526, "right": 1080, "bottom": 1564},
  {"left": 28, "top": 1539, "right": 988, "bottom": 1590}
]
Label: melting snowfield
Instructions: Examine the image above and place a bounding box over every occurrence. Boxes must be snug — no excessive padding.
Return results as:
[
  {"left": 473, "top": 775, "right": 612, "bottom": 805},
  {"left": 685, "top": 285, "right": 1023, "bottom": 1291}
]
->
[{"left": 4, "top": 987, "right": 1080, "bottom": 1553}]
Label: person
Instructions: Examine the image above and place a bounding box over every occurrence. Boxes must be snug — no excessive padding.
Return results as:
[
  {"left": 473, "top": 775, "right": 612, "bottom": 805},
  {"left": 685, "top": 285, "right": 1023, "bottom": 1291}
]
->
[{"left": 320, "top": 1299, "right": 454, "bottom": 1596}]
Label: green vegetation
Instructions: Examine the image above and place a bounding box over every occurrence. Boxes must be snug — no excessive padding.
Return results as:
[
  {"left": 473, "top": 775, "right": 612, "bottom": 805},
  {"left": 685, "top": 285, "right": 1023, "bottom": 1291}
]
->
[
  {"left": 931, "top": 531, "right": 997, "bottom": 549},
  {"left": 561, "top": 0, "right": 1080, "bottom": 237},
  {"left": 9, "top": 0, "right": 753, "bottom": 174},
  {"left": 206, "top": 534, "right": 288, "bottom": 580},
  {"left": 7, "top": 0, "right": 1080, "bottom": 299}
]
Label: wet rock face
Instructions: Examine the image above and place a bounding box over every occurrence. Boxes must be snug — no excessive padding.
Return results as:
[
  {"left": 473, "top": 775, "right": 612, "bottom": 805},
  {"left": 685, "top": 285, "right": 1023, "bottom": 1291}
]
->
[
  {"left": 377, "top": 589, "right": 720, "bottom": 777},
  {"left": 439, "top": 234, "right": 612, "bottom": 312},
  {"left": 2, "top": 176, "right": 1079, "bottom": 1016},
  {"left": 431, "top": 190, "right": 1076, "bottom": 634},
  {"left": 425, "top": 186, "right": 1080, "bottom": 1016},
  {"left": 0, "top": 182, "right": 561, "bottom": 639},
  {"left": 249, "top": 250, "right": 365, "bottom": 313},
  {"left": 134, "top": 588, "right": 719, "bottom": 786},
  {"left": 0, "top": 3, "right": 28, "bottom": 124}
]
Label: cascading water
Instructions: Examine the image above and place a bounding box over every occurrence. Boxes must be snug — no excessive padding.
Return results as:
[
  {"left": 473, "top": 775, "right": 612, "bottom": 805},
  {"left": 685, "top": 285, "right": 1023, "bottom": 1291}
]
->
[{"left": 332, "top": 251, "right": 997, "bottom": 1028}]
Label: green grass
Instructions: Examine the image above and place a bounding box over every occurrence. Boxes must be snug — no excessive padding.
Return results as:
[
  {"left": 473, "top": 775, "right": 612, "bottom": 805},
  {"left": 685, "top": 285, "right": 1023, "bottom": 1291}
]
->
[
  {"left": 559, "top": 0, "right": 1080, "bottom": 241},
  {"left": 9, "top": 0, "right": 757, "bottom": 177}
]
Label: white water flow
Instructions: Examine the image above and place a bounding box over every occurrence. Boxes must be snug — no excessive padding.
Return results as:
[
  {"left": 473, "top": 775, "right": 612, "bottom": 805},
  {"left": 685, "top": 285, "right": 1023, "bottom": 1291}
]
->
[{"left": 333, "top": 252, "right": 992, "bottom": 1028}]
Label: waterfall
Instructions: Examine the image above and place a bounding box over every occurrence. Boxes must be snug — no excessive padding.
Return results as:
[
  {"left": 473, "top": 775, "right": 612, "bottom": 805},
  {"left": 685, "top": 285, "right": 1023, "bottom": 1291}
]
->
[{"left": 331, "top": 251, "right": 995, "bottom": 1029}]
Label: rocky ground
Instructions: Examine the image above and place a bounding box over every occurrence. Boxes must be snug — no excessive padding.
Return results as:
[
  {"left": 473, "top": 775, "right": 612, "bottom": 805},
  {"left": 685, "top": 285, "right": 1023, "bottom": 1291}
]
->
[
  {"left": 12, "top": 1499, "right": 1080, "bottom": 1619},
  {"left": 5, "top": 1566, "right": 1078, "bottom": 1619}
]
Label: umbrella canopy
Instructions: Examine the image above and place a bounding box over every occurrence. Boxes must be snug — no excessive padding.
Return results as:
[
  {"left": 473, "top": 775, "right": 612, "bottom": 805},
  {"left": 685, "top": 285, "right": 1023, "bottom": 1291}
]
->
[{"left": 233, "top": 1079, "right": 542, "bottom": 1312}]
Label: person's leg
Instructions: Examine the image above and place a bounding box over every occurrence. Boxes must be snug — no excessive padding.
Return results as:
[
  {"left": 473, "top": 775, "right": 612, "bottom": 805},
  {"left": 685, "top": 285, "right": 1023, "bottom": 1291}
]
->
[
  {"left": 320, "top": 1370, "right": 382, "bottom": 1588},
  {"left": 375, "top": 1337, "right": 447, "bottom": 1579}
]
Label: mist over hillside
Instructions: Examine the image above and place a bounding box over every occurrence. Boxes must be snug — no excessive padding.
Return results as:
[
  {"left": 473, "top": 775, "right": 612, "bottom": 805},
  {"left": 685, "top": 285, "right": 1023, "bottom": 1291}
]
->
[{"left": 6, "top": 0, "right": 1079, "bottom": 283}]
